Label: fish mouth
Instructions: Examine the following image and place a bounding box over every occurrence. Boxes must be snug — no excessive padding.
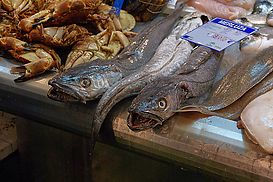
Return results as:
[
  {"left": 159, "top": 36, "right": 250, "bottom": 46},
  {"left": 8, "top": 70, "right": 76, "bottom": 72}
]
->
[
  {"left": 47, "top": 81, "right": 84, "bottom": 102},
  {"left": 127, "top": 112, "right": 163, "bottom": 131}
]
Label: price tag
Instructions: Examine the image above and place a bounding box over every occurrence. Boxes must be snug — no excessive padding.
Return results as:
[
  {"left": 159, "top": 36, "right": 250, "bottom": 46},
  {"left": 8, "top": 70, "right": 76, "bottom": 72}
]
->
[
  {"left": 181, "top": 17, "right": 257, "bottom": 51},
  {"left": 111, "top": 0, "right": 125, "bottom": 16}
]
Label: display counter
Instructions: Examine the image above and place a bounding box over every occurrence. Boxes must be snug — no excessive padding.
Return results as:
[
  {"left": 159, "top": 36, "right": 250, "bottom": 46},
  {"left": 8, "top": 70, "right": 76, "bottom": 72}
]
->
[{"left": 1, "top": 56, "right": 273, "bottom": 181}]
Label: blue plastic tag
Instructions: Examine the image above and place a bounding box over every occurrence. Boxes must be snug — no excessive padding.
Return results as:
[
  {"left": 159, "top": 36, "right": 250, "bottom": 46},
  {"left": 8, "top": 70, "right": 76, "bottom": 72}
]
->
[
  {"left": 112, "top": 0, "right": 125, "bottom": 16},
  {"left": 181, "top": 17, "right": 257, "bottom": 51}
]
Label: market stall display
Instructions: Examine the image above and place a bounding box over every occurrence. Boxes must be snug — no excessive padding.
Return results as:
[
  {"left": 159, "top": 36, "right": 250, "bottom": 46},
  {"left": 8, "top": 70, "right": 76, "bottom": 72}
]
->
[{"left": 2, "top": 0, "right": 273, "bottom": 181}]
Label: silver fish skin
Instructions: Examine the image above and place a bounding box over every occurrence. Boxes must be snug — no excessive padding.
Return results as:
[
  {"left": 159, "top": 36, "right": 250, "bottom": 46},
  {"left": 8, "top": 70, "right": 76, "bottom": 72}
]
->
[
  {"left": 240, "top": 33, "right": 273, "bottom": 54},
  {"left": 180, "top": 46, "right": 273, "bottom": 113},
  {"left": 92, "top": 12, "right": 205, "bottom": 142},
  {"left": 47, "top": 6, "right": 184, "bottom": 102},
  {"left": 198, "top": 71, "right": 273, "bottom": 120},
  {"left": 127, "top": 47, "right": 223, "bottom": 131}
]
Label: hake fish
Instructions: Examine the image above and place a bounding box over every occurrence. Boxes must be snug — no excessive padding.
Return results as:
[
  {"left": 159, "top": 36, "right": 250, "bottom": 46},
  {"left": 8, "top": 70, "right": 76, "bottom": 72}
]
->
[
  {"left": 178, "top": 46, "right": 273, "bottom": 114},
  {"left": 198, "top": 71, "right": 273, "bottom": 120},
  {"left": 240, "top": 33, "right": 273, "bottom": 54},
  {"left": 127, "top": 46, "right": 223, "bottom": 131},
  {"left": 47, "top": 6, "right": 184, "bottom": 102},
  {"left": 92, "top": 12, "right": 205, "bottom": 145}
]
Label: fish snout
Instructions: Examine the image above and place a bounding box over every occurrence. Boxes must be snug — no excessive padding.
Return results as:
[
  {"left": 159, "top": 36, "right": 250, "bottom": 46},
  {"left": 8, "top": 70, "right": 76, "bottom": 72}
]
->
[
  {"left": 48, "top": 78, "right": 56, "bottom": 86},
  {"left": 48, "top": 75, "right": 62, "bottom": 86}
]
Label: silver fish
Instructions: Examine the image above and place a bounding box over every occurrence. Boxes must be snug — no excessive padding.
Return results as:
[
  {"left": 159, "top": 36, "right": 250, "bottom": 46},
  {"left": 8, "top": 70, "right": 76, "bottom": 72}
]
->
[
  {"left": 127, "top": 47, "right": 223, "bottom": 131},
  {"left": 195, "top": 71, "right": 273, "bottom": 120},
  {"left": 240, "top": 33, "right": 273, "bottom": 54},
  {"left": 92, "top": 12, "right": 205, "bottom": 144},
  {"left": 178, "top": 46, "right": 273, "bottom": 113},
  {"left": 48, "top": 6, "right": 184, "bottom": 102}
]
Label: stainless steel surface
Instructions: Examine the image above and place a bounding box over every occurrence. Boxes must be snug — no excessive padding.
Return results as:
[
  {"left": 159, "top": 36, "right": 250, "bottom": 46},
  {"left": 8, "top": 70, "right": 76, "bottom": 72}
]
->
[
  {"left": 0, "top": 57, "right": 96, "bottom": 136},
  {"left": 1, "top": 55, "right": 273, "bottom": 181}
]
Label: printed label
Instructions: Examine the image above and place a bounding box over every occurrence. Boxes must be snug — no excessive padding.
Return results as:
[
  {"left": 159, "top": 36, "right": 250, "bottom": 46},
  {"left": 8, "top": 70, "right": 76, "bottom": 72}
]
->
[{"left": 181, "top": 17, "right": 257, "bottom": 51}]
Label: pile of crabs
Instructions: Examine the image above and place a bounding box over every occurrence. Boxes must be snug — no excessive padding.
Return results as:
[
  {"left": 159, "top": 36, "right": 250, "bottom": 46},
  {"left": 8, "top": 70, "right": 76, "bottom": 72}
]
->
[{"left": 0, "top": 0, "right": 136, "bottom": 82}]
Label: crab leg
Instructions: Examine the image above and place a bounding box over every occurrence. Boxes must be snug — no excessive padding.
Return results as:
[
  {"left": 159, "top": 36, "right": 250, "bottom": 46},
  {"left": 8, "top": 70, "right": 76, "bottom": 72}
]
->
[
  {"left": 0, "top": 37, "right": 31, "bottom": 51},
  {"left": 18, "top": 0, "right": 103, "bottom": 32},
  {"left": 10, "top": 56, "right": 58, "bottom": 82},
  {"left": 28, "top": 24, "right": 91, "bottom": 47},
  {"left": 0, "top": 37, "right": 61, "bottom": 82},
  {"left": 18, "top": 10, "right": 52, "bottom": 32}
]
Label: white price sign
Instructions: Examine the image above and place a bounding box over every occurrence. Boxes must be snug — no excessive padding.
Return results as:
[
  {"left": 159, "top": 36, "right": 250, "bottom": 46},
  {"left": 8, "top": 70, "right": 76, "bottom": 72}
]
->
[{"left": 181, "top": 17, "right": 257, "bottom": 51}]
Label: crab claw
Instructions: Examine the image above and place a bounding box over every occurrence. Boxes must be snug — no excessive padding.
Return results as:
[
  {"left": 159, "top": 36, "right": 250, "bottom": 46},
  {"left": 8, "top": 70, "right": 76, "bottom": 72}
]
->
[
  {"left": 18, "top": 10, "right": 52, "bottom": 32},
  {"left": 0, "top": 37, "right": 61, "bottom": 82},
  {"left": 0, "top": 37, "right": 31, "bottom": 51},
  {"left": 19, "top": 0, "right": 103, "bottom": 32},
  {"left": 11, "top": 57, "right": 58, "bottom": 82}
]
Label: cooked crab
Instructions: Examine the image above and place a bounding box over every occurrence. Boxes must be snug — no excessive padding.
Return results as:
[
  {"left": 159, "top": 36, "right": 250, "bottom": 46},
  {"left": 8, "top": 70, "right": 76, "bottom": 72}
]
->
[
  {"left": 28, "top": 24, "right": 91, "bottom": 47},
  {"left": 64, "top": 28, "right": 130, "bottom": 69},
  {"left": 0, "top": 37, "right": 61, "bottom": 82},
  {"left": 18, "top": 0, "right": 103, "bottom": 32},
  {"left": 88, "top": 3, "right": 136, "bottom": 32}
]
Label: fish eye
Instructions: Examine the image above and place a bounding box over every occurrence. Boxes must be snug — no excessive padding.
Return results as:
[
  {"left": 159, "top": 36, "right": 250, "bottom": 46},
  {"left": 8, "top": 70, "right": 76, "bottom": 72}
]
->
[
  {"left": 158, "top": 98, "right": 167, "bottom": 110},
  {"left": 80, "top": 78, "right": 91, "bottom": 88}
]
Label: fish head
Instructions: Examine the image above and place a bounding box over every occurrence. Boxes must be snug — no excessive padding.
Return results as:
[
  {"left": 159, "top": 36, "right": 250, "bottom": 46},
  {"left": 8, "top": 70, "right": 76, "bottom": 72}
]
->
[
  {"left": 127, "top": 79, "right": 188, "bottom": 131},
  {"left": 240, "top": 34, "right": 263, "bottom": 53},
  {"left": 240, "top": 33, "right": 273, "bottom": 54},
  {"left": 48, "top": 64, "right": 123, "bottom": 102}
]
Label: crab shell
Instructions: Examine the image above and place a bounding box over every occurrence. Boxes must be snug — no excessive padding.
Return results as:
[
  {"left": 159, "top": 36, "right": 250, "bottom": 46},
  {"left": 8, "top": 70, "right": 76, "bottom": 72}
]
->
[
  {"left": 29, "top": 24, "right": 91, "bottom": 47},
  {"left": 18, "top": 0, "right": 103, "bottom": 32},
  {"left": 64, "top": 29, "right": 130, "bottom": 69},
  {"left": 1, "top": 0, "right": 32, "bottom": 13}
]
